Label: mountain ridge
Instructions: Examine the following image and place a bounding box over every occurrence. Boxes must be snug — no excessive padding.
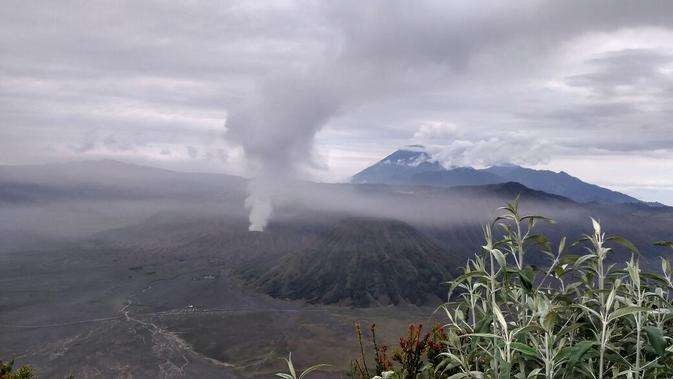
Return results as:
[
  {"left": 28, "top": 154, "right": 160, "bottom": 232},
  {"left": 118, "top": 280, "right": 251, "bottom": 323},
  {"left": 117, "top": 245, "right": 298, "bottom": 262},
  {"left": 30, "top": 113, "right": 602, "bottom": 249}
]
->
[
  {"left": 352, "top": 146, "right": 642, "bottom": 205},
  {"left": 0, "top": 159, "right": 247, "bottom": 205},
  {"left": 351, "top": 146, "right": 444, "bottom": 185}
]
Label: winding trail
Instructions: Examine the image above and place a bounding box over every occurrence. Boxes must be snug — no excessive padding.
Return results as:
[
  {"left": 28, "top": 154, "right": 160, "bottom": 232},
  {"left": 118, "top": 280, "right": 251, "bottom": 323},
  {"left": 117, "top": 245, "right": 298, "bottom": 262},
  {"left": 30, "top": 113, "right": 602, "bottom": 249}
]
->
[{"left": 2, "top": 291, "right": 240, "bottom": 377}]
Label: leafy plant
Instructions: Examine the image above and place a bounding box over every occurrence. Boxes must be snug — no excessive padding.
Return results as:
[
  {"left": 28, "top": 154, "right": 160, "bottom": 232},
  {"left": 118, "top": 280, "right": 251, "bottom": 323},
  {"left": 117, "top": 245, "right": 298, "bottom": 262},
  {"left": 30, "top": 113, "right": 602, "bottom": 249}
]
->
[
  {"left": 391, "top": 324, "right": 430, "bottom": 378},
  {"left": 351, "top": 199, "right": 673, "bottom": 378},
  {"left": 372, "top": 324, "right": 394, "bottom": 374},
  {"left": 0, "top": 360, "right": 35, "bottom": 379},
  {"left": 275, "top": 353, "right": 329, "bottom": 379}
]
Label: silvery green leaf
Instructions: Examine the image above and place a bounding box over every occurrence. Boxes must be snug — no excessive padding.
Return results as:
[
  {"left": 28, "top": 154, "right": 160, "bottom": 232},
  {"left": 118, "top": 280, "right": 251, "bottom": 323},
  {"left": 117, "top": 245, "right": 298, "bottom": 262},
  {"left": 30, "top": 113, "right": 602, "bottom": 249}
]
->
[
  {"left": 591, "top": 218, "right": 601, "bottom": 235},
  {"left": 608, "top": 235, "right": 639, "bottom": 256},
  {"left": 527, "top": 368, "right": 543, "bottom": 378},
  {"left": 511, "top": 342, "right": 539, "bottom": 358},
  {"left": 558, "top": 236, "right": 566, "bottom": 255},
  {"left": 606, "top": 287, "right": 616, "bottom": 311},
  {"left": 492, "top": 301, "right": 508, "bottom": 334},
  {"left": 607, "top": 306, "right": 649, "bottom": 323},
  {"left": 662, "top": 258, "right": 671, "bottom": 276}
]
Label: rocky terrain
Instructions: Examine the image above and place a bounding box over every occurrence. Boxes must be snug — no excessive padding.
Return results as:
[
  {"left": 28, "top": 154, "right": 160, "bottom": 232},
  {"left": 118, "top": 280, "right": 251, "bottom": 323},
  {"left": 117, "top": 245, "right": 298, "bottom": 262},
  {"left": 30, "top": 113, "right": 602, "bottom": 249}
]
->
[
  {"left": 249, "top": 218, "right": 456, "bottom": 306},
  {"left": 2, "top": 159, "right": 672, "bottom": 377}
]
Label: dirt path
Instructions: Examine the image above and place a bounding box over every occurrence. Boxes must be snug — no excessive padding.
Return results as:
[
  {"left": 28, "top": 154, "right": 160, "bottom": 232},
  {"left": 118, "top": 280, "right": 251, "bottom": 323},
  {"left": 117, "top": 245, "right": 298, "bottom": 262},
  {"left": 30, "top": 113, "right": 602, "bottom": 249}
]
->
[{"left": 120, "top": 301, "right": 238, "bottom": 377}]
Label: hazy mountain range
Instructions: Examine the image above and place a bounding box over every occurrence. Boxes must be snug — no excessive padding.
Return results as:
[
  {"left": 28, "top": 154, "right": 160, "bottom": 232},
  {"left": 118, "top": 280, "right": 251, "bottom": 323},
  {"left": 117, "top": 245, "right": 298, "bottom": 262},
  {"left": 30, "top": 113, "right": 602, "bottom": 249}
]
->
[
  {"left": 352, "top": 145, "right": 642, "bottom": 205},
  {"left": 3, "top": 157, "right": 673, "bottom": 377},
  {"left": 1, "top": 158, "right": 671, "bottom": 307}
]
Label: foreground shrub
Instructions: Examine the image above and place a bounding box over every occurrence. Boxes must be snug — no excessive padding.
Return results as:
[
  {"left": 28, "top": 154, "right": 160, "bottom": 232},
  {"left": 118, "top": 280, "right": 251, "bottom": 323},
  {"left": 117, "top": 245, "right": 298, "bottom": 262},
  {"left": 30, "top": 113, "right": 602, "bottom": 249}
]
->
[
  {"left": 351, "top": 199, "right": 673, "bottom": 378},
  {"left": 0, "top": 360, "right": 34, "bottom": 379},
  {"left": 275, "top": 353, "right": 329, "bottom": 379}
]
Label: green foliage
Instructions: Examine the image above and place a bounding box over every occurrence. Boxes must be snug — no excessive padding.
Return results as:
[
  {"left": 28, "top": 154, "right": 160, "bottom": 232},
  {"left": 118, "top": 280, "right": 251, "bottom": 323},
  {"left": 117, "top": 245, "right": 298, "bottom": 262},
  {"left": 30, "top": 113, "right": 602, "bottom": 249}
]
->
[
  {"left": 0, "top": 360, "right": 35, "bottom": 379},
  {"left": 275, "top": 353, "right": 329, "bottom": 379},
  {"left": 352, "top": 200, "right": 673, "bottom": 378}
]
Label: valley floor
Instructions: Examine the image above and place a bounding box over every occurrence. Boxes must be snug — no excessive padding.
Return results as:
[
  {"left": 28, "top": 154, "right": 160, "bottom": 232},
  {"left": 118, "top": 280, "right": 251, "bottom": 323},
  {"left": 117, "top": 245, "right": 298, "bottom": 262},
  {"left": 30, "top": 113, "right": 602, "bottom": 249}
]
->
[{"left": 0, "top": 236, "right": 435, "bottom": 378}]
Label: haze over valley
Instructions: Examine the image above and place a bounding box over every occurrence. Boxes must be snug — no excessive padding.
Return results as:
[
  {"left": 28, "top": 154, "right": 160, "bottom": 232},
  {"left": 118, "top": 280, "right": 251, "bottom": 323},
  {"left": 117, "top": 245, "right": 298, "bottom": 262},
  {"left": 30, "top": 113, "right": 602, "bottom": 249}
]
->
[
  {"left": 3, "top": 1, "right": 673, "bottom": 378},
  {"left": 3, "top": 153, "right": 673, "bottom": 377}
]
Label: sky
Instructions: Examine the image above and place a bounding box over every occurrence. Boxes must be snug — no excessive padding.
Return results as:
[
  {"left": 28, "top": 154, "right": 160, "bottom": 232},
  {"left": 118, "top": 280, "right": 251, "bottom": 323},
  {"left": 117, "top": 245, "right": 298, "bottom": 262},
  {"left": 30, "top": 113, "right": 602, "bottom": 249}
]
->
[{"left": 2, "top": 1, "right": 673, "bottom": 204}]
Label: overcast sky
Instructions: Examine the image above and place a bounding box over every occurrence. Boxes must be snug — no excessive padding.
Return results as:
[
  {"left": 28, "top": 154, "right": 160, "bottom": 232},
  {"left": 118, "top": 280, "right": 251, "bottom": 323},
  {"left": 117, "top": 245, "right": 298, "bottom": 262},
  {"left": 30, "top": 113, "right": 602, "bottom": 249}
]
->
[{"left": 2, "top": 1, "right": 673, "bottom": 204}]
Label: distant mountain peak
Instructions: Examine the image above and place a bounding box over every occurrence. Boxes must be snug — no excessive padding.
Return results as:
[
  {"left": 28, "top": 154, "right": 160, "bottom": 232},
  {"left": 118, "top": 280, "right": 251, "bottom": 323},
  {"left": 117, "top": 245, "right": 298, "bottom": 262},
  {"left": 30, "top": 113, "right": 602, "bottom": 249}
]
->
[
  {"left": 351, "top": 146, "right": 444, "bottom": 184},
  {"left": 380, "top": 146, "right": 435, "bottom": 168},
  {"left": 352, "top": 147, "right": 644, "bottom": 205}
]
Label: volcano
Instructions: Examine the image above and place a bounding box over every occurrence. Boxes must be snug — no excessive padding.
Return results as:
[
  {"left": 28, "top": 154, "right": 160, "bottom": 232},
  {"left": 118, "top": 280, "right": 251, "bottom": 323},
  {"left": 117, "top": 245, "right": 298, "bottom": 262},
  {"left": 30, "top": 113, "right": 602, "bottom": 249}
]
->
[{"left": 250, "top": 217, "right": 456, "bottom": 307}]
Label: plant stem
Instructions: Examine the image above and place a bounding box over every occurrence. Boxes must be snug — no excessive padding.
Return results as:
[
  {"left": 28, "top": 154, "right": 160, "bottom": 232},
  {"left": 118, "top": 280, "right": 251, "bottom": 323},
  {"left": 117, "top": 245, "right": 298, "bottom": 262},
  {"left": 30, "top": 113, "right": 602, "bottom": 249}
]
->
[
  {"left": 599, "top": 321, "right": 606, "bottom": 379},
  {"left": 545, "top": 333, "right": 553, "bottom": 379},
  {"left": 489, "top": 252, "right": 499, "bottom": 376},
  {"left": 595, "top": 231, "right": 607, "bottom": 379}
]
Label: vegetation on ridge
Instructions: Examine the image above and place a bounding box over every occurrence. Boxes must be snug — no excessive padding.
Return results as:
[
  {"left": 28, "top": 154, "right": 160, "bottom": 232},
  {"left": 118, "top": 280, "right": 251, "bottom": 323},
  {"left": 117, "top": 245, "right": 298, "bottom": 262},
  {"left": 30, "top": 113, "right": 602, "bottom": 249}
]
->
[{"left": 285, "top": 198, "right": 673, "bottom": 378}]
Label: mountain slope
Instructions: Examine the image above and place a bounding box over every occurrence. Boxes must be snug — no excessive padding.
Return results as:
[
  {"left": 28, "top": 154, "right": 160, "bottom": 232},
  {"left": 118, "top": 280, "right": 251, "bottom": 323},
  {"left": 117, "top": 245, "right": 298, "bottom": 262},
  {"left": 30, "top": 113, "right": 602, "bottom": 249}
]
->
[
  {"left": 412, "top": 167, "right": 502, "bottom": 186},
  {"left": 448, "top": 181, "right": 571, "bottom": 203},
  {"left": 249, "top": 218, "right": 456, "bottom": 307},
  {"left": 482, "top": 165, "right": 640, "bottom": 204},
  {"left": 351, "top": 147, "right": 641, "bottom": 205},
  {"left": 351, "top": 145, "right": 444, "bottom": 184},
  {"left": 0, "top": 160, "right": 246, "bottom": 204}
]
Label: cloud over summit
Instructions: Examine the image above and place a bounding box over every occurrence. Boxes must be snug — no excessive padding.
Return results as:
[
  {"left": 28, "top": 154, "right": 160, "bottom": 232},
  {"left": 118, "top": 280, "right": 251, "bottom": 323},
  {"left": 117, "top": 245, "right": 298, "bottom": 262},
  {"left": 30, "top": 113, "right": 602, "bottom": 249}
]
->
[{"left": 2, "top": 1, "right": 673, "bottom": 203}]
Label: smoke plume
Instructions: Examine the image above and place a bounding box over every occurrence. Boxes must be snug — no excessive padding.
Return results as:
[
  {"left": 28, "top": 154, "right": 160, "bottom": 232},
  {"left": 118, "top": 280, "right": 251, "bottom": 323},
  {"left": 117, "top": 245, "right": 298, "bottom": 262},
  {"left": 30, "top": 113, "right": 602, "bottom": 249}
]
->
[
  {"left": 225, "top": 69, "right": 343, "bottom": 231},
  {"left": 244, "top": 180, "right": 273, "bottom": 232},
  {"left": 225, "top": 1, "right": 672, "bottom": 231}
]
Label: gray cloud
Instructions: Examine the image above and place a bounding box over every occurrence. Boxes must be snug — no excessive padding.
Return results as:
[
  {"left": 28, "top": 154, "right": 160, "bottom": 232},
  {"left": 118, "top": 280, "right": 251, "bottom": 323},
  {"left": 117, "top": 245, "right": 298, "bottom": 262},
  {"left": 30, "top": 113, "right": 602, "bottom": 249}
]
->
[
  {"left": 2, "top": 1, "right": 673, "bottom": 205},
  {"left": 566, "top": 49, "right": 673, "bottom": 96}
]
